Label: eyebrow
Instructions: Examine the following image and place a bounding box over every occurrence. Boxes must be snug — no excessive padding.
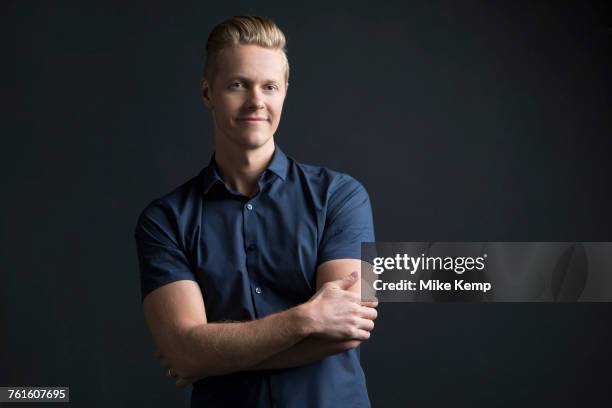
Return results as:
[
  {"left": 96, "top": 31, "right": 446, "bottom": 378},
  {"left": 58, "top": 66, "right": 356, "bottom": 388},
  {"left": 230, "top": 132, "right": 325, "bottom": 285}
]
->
[{"left": 227, "top": 75, "right": 281, "bottom": 84}]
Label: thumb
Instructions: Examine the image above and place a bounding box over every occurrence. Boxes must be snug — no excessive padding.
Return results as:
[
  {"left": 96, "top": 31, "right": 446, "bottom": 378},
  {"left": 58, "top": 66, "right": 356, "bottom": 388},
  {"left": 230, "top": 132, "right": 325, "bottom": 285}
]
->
[{"left": 337, "top": 271, "right": 358, "bottom": 290}]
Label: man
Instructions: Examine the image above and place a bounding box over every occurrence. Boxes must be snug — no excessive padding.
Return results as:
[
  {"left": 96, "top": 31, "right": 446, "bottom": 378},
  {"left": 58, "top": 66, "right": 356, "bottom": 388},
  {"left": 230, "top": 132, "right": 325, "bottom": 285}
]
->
[{"left": 134, "top": 16, "right": 378, "bottom": 407}]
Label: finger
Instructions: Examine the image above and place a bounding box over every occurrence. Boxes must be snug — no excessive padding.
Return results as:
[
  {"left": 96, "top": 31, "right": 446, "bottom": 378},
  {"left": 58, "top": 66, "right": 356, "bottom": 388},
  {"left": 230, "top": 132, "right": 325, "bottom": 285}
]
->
[
  {"left": 356, "top": 317, "right": 375, "bottom": 332},
  {"left": 360, "top": 306, "right": 378, "bottom": 321},
  {"left": 353, "top": 328, "right": 371, "bottom": 341},
  {"left": 345, "top": 292, "right": 363, "bottom": 304},
  {"left": 346, "top": 292, "right": 378, "bottom": 306},
  {"left": 177, "top": 376, "right": 203, "bottom": 389},
  {"left": 176, "top": 378, "right": 191, "bottom": 389},
  {"left": 166, "top": 368, "right": 178, "bottom": 379},
  {"left": 360, "top": 299, "right": 379, "bottom": 308},
  {"left": 336, "top": 271, "right": 358, "bottom": 290}
]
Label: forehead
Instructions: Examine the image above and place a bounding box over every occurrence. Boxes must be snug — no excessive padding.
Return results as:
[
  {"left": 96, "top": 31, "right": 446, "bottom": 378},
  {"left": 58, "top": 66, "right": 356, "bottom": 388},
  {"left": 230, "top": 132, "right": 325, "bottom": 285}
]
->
[{"left": 215, "top": 45, "right": 286, "bottom": 82}]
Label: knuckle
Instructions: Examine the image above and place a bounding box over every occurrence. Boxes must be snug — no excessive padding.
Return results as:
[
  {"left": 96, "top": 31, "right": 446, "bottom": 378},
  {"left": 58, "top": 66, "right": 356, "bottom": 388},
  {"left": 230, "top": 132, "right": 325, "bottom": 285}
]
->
[
  {"left": 321, "top": 282, "right": 332, "bottom": 291},
  {"left": 343, "top": 291, "right": 356, "bottom": 299},
  {"left": 360, "top": 307, "right": 374, "bottom": 320}
]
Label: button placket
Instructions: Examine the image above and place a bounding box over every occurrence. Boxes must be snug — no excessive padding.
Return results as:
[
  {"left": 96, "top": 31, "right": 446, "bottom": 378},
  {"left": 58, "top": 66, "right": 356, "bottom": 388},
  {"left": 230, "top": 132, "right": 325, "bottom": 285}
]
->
[
  {"left": 243, "top": 199, "right": 263, "bottom": 305},
  {"left": 243, "top": 199, "right": 259, "bottom": 315}
]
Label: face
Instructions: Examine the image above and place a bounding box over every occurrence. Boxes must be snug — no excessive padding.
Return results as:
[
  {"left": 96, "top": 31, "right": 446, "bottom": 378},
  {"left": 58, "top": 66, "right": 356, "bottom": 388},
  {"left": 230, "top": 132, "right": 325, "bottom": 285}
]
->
[{"left": 201, "top": 45, "right": 288, "bottom": 150}]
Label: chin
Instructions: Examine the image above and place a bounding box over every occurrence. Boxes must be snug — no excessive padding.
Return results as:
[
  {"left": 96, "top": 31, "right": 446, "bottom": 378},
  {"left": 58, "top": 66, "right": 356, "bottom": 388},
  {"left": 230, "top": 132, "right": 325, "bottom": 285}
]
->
[{"left": 230, "top": 132, "right": 273, "bottom": 149}]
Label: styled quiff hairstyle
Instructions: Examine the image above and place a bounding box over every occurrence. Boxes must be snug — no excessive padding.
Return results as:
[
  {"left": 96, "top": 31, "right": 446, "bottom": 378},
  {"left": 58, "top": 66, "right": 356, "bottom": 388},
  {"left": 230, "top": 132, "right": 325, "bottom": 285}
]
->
[{"left": 203, "top": 16, "right": 289, "bottom": 85}]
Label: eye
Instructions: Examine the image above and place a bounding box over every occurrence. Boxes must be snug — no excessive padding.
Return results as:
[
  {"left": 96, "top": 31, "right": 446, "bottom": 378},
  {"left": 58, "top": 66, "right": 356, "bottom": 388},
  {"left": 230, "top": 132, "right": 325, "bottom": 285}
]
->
[
  {"left": 230, "top": 81, "right": 244, "bottom": 89},
  {"left": 264, "top": 84, "right": 278, "bottom": 91}
]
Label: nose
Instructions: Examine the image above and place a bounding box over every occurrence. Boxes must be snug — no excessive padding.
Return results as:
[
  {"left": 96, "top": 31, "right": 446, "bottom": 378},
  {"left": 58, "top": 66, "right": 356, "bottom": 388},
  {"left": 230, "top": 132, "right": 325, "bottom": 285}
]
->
[{"left": 245, "top": 88, "right": 265, "bottom": 110}]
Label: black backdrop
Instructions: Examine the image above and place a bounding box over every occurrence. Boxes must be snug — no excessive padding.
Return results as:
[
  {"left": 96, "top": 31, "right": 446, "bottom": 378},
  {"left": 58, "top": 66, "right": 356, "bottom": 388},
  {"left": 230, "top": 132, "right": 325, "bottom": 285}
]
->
[{"left": 2, "top": 1, "right": 611, "bottom": 407}]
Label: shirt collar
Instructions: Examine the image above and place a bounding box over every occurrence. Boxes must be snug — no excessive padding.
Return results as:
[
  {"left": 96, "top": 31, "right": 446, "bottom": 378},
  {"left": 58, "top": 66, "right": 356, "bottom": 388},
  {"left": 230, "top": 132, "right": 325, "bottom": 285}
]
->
[
  {"left": 200, "top": 145, "right": 289, "bottom": 194},
  {"left": 200, "top": 153, "right": 223, "bottom": 194},
  {"left": 266, "top": 145, "right": 289, "bottom": 181}
]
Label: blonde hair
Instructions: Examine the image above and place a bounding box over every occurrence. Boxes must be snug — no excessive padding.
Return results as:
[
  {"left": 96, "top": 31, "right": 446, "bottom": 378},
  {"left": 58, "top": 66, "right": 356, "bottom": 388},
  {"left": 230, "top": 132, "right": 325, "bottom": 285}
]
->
[{"left": 203, "top": 16, "right": 289, "bottom": 85}]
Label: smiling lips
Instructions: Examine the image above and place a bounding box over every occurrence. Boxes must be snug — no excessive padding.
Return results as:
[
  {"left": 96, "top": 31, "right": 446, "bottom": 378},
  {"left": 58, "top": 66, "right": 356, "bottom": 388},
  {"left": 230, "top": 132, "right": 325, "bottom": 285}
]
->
[{"left": 238, "top": 117, "right": 268, "bottom": 123}]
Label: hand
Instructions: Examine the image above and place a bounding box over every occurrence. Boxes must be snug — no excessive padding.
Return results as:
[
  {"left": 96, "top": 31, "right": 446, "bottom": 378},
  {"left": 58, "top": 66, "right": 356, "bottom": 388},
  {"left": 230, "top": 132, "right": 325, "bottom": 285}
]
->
[
  {"left": 155, "top": 349, "right": 203, "bottom": 389},
  {"left": 174, "top": 374, "right": 203, "bottom": 389},
  {"left": 304, "top": 271, "right": 378, "bottom": 341}
]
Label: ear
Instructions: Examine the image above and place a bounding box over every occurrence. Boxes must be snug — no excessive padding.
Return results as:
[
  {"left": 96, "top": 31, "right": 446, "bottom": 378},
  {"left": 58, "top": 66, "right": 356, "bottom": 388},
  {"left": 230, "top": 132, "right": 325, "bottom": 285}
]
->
[{"left": 200, "top": 78, "right": 213, "bottom": 110}]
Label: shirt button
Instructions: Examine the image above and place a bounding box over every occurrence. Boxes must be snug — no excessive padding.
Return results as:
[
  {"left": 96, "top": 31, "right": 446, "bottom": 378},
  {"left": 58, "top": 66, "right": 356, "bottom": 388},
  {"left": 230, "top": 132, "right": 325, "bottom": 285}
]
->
[
  {"left": 247, "top": 244, "right": 257, "bottom": 251},
  {"left": 246, "top": 203, "right": 253, "bottom": 211},
  {"left": 255, "top": 287, "right": 262, "bottom": 294}
]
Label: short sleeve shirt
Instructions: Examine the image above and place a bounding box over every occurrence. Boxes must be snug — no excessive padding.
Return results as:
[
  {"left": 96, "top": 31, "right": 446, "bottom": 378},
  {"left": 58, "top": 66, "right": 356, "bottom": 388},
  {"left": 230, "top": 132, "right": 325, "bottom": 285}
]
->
[{"left": 134, "top": 145, "right": 375, "bottom": 408}]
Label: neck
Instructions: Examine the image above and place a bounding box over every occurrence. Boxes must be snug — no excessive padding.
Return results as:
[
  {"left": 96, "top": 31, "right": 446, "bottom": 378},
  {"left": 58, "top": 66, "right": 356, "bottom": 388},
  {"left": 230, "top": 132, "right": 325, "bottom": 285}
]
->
[{"left": 214, "top": 138, "right": 275, "bottom": 198}]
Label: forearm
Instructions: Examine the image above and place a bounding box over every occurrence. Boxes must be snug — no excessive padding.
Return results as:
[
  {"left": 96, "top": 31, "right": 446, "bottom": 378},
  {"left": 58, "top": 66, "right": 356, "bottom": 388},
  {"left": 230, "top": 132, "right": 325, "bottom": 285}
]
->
[
  {"left": 174, "top": 305, "right": 311, "bottom": 378},
  {"left": 247, "top": 337, "right": 360, "bottom": 371}
]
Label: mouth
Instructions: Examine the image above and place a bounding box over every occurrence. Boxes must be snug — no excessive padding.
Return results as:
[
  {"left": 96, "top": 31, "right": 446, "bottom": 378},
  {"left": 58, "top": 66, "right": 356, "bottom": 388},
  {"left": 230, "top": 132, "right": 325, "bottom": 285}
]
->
[{"left": 237, "top": 117, "right": 268, "bottom": 123}]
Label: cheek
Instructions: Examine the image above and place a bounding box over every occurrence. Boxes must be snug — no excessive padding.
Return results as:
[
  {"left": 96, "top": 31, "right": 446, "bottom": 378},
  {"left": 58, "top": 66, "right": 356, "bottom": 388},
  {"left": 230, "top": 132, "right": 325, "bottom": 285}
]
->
[
  {"left": 270, "top": 99, "right": 285, "bottom": 118},
  {"left": 215, "top": 94, "right": 242, "bottom": 111},
  {"left": 214, "top": 100, "right": 240, "bottom": 122}
]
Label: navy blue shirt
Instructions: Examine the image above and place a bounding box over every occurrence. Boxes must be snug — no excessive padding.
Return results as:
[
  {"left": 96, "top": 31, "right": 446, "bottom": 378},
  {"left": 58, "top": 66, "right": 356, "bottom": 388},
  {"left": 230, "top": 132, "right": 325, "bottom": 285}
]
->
[{"left": 134, "top": 145, "right": 375, "bottom": 407}]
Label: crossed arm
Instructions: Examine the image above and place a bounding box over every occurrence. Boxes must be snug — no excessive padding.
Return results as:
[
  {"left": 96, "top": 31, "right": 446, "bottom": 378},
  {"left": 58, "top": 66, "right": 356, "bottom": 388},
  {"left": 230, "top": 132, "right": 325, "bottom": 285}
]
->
[{"left": 143, "top": 259, "right": 378, "bottom": 387}]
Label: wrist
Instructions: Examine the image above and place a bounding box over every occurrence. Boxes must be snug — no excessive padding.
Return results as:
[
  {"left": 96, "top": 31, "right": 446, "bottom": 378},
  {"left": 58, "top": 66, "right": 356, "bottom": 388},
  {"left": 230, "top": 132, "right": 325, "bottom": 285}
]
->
[{"left": 292, "top": 302, "right": 317, "bottom": 337}]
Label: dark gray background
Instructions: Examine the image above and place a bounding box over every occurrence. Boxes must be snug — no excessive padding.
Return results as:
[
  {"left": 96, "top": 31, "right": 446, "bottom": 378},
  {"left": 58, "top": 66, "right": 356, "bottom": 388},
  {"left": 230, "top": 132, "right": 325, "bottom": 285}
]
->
[{"left": 2, "top": 1, "right": 611, "bottom": 407}]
